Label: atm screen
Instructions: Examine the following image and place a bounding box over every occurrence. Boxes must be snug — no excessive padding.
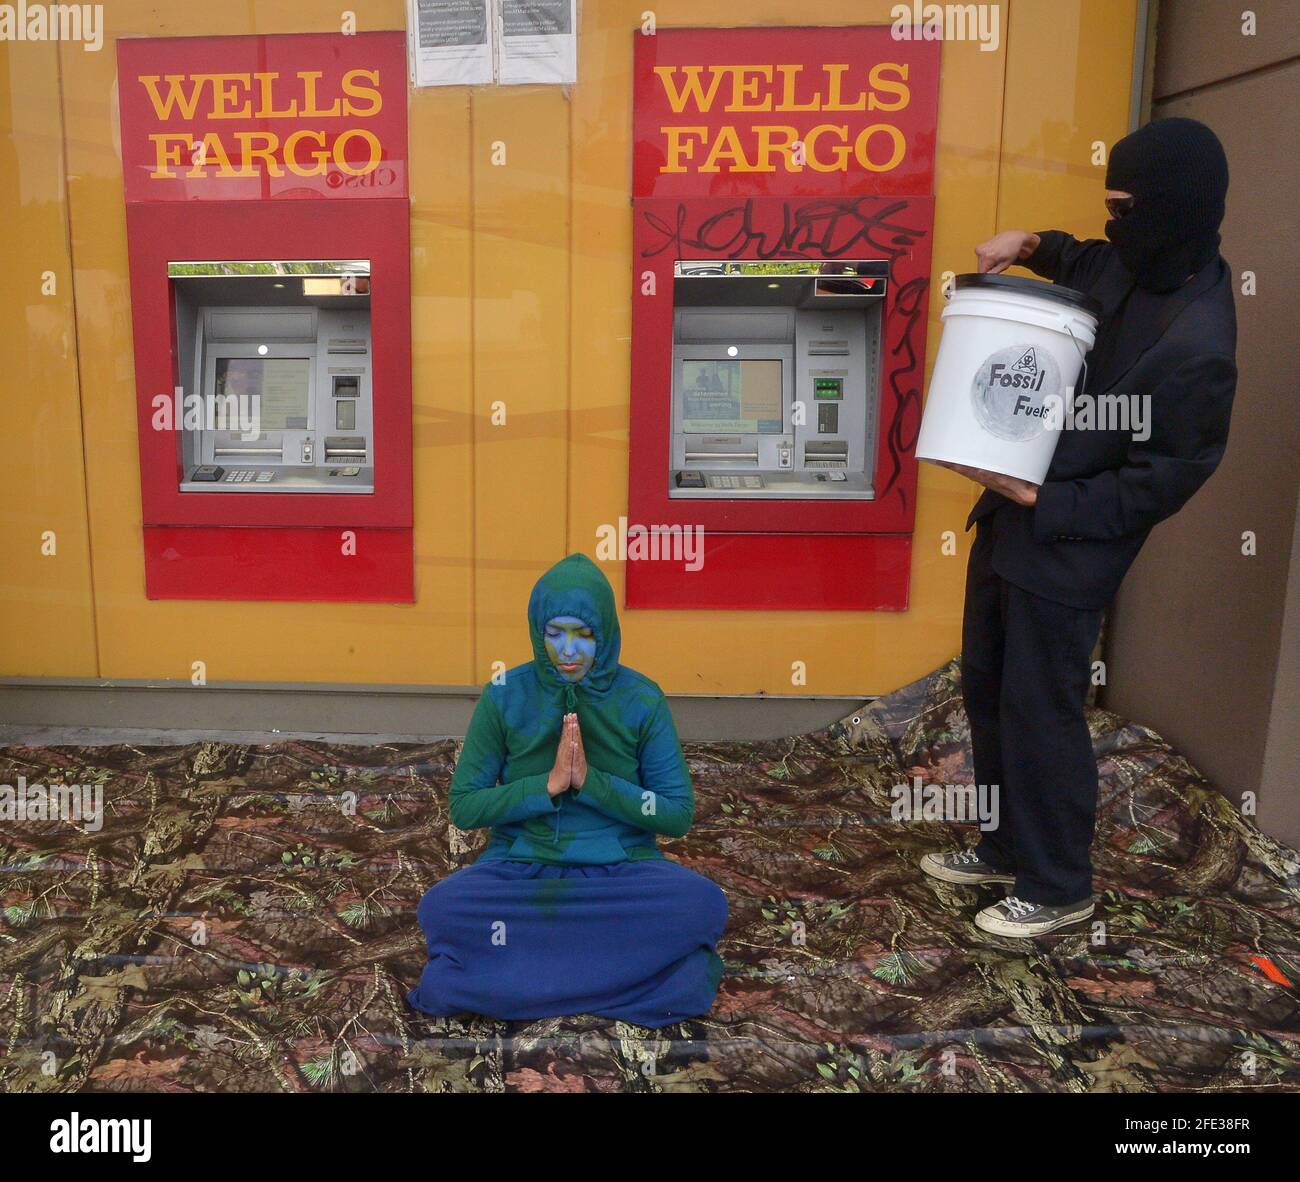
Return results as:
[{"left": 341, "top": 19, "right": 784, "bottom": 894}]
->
[
  {"left": 213, "top": 357, "right": 311, "bottom": 431},
  {"left": 681, "top": 359, "right": 783, "bottom": 434}
]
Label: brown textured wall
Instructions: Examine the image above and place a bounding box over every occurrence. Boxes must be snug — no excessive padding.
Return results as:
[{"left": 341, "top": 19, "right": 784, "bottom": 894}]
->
[
  {"left": 1259, "top": 485, "right": 1300, "bottom": 841},
  {"left": 1102, "top": 2, "right": 1300, "bottom": 846}
]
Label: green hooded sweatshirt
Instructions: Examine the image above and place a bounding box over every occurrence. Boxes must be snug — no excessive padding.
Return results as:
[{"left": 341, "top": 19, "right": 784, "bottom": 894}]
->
[{"left": 448, "top": 553, "right": 694, "bottom": 865}]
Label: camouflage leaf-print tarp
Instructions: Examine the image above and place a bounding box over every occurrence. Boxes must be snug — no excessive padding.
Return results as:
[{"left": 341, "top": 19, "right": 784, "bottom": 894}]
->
[{"left": 2, "top": 658, "right": 1297, "bottom": 1092}]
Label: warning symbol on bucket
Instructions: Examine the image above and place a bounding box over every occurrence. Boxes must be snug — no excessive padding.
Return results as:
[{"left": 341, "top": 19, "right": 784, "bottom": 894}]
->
[{"left": 970, "top": 343, "right": 1062, "bottom": 443}]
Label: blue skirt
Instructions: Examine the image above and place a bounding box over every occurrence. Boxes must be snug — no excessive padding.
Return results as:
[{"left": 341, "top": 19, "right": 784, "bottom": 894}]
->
[{"left": 407, "top": 858, "right": 728, "bottom": 1029}]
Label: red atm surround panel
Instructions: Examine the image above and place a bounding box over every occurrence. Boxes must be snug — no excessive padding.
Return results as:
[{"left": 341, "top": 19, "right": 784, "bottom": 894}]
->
[
  {"left": 117, "top": 32, "right": 413, "bottom": 602},
  {"left": 626, "top": 26, "right": 940, "bottom": 612}
]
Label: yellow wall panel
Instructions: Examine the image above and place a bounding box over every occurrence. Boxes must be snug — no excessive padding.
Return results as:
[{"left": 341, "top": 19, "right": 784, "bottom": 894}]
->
[
  {"left": 999, "top": 0, "right": 1139, "bottom": 241},
  {"left": 409, "top": 84, "right": 476, "bottom": 685},
  {"left": 0, "top": 42, "right": 98, "bottom": 677},
  {"left": 471, "top": 86, "right": 571, "bottom": 678}
]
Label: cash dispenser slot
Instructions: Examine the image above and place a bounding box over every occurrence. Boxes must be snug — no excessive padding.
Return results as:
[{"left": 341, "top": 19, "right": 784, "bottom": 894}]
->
[
  {"left": 804, "top": 441, "right": 849, "bottom": 467},
  {"left": 324, "top": 436, "right": 368, "bottom": 460},
  {"left": 669, "top": 260, "right": 884, "bottom": 500}
]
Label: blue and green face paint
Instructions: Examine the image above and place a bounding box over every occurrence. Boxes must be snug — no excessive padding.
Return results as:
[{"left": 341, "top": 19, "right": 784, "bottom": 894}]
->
[{"left": 544, "top": 615, "right": 596, "bottom": 683}]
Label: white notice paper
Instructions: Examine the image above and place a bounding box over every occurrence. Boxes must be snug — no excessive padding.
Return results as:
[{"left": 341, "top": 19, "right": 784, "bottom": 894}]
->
[
  {"left": 408, "top": 0, "right": 494, "bottom": 87},
  {"left": 494, "top": 0, "right": 577, "bottom": 86}
]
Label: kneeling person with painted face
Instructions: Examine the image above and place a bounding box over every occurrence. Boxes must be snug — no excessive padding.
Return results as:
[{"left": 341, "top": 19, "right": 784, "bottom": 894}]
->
[{"left": 408, "top": 553, "right": 727, "bottom": 1028}]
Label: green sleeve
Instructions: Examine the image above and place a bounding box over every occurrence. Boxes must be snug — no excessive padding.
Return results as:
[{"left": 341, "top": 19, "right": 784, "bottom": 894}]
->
[
  {"left": 576, "top": 698, "right": 694, "bottom": 839},
  {"left": 448, "top": 691, "right": 558, "bottom": 831}
]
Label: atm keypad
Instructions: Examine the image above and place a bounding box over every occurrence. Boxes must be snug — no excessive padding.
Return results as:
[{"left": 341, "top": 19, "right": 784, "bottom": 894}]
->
[
  {"left": 218, "top": 469, "right": 275, "bottom": 484},
  {"left": 706, "top": 474, "right": 764, "bottom": 490}
]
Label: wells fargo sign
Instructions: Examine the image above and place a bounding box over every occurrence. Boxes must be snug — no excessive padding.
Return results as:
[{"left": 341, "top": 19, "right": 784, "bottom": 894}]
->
[
  {"left": 117, "top": 32, "right": 408, "bottom": 202},
  {"left": 633, "top": 26, "right": 939, "bottom": 198}
]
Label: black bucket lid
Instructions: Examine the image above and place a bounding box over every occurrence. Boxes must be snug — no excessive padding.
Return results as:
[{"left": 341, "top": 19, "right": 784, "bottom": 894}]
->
[{"left": 954, "top": 272, "right": 1102, "bottom": 319}]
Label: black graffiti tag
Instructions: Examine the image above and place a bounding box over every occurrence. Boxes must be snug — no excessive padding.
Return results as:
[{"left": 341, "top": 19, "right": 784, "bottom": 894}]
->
[
  {"left": 641, "top": 197, "right": 928, "bottom": 274},
  {"left": 879, "top": 274, "right": 929, "bottom": 504}
]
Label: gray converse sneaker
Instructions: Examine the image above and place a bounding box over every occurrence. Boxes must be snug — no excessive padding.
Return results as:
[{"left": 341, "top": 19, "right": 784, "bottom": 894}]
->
[
  {"left": 919, "top": 848, "right": 1015, "bottom": 886},
  {"left": 975, "top": 895, "right": 1095, "bottom": 937}
]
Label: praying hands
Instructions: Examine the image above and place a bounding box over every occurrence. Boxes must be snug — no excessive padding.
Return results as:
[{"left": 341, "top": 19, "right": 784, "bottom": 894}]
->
[{"left": 546, "top": 712, "right": 590, "bottom": 796}]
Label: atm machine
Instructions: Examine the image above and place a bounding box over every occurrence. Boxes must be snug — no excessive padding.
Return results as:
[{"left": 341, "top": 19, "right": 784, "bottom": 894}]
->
[
  {"left": 669, "top": 261, "right": 886, "bottom": 501},
  {"left": 626, "top": 236, "right": 930, "bottom": 613},
  {"left": 170, "top": 261, "right": 376, "bottom": 494}
]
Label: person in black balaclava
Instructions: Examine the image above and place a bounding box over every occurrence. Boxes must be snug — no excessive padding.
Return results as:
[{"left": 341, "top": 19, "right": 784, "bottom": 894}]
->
[
  {"left": 1080, "top": 117, "right": 1232, "bottom": 386},
  {"left": 1104, "top": 116, "right": 1229, "bottom": 292},
  {"left": 919, "top": 117, "right": 1238, "bottom": 937}
]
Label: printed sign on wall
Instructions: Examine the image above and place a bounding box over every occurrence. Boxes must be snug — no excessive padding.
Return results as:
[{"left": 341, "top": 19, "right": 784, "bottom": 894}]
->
[
  {"left": 409, "top": 0, "right": 494, "bottom": 85},
  {"left": 408, "top": 0, "right": 577, "bottom": 87},
  {"left": 496, "top": 0, "right": 577, "bottom": 84}
]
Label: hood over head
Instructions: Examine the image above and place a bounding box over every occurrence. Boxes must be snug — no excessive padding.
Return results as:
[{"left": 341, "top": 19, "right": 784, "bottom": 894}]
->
[
  {"left": 527, "top": 553, "right": 621, "bottom": 703},
  {"left": 1104, "top": 116, "right": 1228, "bottom": 292}
]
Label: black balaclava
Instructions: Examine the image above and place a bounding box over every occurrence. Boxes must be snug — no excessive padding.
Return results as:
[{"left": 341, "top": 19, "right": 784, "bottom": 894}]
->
[{"left": 1104, "top": 117, "right": 1229, "bottom": 292}]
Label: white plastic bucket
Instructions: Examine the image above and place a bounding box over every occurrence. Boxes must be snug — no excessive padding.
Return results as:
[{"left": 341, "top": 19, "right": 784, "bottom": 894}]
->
[{"left": 916, "top": 273, "right": 1100, "bottom": 484}]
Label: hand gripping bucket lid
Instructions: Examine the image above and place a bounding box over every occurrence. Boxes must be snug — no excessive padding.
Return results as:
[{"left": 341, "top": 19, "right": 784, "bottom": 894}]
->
[{"left": 916, "top": 273, "right": 1102, "bottom": 484}]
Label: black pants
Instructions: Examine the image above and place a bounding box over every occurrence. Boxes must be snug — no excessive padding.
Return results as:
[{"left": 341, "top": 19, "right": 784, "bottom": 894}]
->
[{"left": 962, "top": 523, "right": 1104, "bottom": 905}]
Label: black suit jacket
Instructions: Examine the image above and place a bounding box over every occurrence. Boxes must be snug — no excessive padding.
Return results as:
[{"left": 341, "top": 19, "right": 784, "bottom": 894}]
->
[{"left": 966, "top": 230, "right": 1237, "bottom": 609}]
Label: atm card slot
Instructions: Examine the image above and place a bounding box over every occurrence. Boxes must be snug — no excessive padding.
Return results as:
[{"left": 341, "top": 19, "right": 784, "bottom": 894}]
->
[{"left": 806, "top": 339, "right": 850, "bottom": 355}]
